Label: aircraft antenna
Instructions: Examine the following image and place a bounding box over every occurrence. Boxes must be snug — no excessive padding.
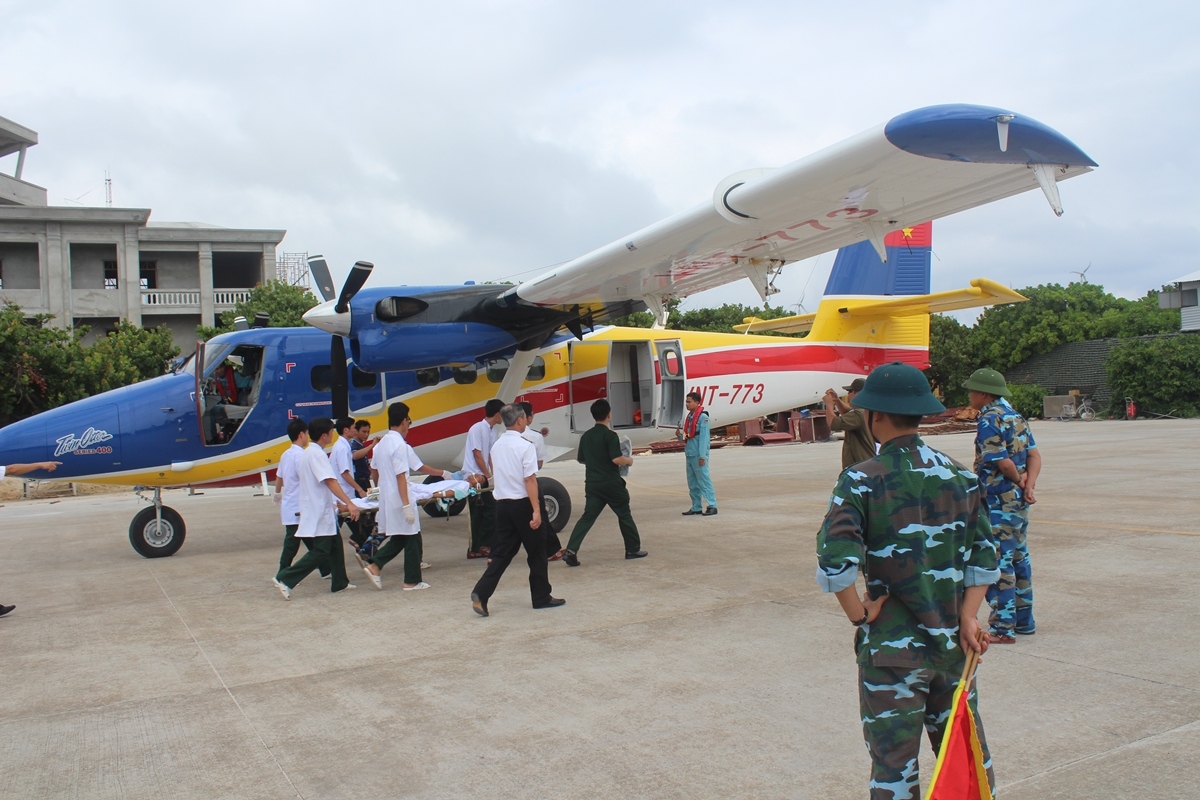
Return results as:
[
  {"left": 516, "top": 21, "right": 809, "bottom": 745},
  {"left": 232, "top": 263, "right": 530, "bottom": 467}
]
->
[{"left": 104, "top": 170, "right": 112, "bottom": 207}]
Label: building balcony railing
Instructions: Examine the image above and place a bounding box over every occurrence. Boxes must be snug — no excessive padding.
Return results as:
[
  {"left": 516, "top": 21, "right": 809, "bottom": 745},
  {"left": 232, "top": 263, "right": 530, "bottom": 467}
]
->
[
  {"left": 213, "top": 290, "right": 253, "bottom": 307},
  {"left": 140, "top": 289, "right": 253, "bottom": 308},
  {"left": 142, "top": 290, "right": 201, "bottom": 306}
]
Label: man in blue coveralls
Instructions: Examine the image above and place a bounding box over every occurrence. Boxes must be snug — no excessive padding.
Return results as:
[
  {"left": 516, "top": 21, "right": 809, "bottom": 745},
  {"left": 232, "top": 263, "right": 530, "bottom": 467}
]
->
[
  {"left": 965, "top": 368, "right": 1042, "bottom": 644},
  {"left": 677, "top": 391, "right": 717, "bottom": 516}
]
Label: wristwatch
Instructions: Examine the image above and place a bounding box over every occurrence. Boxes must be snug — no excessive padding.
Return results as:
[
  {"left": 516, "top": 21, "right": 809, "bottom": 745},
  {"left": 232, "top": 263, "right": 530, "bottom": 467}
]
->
[{"left": 852, "top": 608, "right": 870, "bottom": 626}]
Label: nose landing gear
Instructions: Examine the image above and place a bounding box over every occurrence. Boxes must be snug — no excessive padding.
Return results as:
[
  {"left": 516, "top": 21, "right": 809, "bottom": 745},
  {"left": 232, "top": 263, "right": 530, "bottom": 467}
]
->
[{"left": 129, "top": 487, "right": 186, "bottom": 558}]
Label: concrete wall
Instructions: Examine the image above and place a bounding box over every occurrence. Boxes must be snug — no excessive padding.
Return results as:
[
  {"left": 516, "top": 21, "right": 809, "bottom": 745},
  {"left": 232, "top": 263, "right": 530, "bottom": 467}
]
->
[
  {"left": 72, "top": 316, "right": 121, "bottom": 347},
  {"left": 140, "top": 250, "right": 200, "bottom": 289},
  {"left": 0, "top": 241, "right": 39, "bottom": 289},
  {"left": 142, "top": 313, "right": 202, "bottom": 355},
  {"left": 69, "top": 242, "right": 118, "bottom": 290}
]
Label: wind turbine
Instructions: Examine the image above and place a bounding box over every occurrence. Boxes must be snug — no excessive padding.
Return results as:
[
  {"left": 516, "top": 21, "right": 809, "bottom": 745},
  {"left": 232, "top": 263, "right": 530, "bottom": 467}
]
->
[{"left": 1070, "top": 263, "right": 1091, "bottom": 283}]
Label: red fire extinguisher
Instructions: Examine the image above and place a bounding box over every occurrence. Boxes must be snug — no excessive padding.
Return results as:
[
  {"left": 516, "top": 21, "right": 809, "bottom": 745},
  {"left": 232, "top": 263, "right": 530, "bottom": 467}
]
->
[{"left": 1125, "top": 397, "right": 1137, "bottom": 419}]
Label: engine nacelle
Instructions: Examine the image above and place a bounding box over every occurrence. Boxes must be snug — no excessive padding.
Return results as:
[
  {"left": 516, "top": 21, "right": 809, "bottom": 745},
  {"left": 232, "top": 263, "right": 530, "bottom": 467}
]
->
[{"left": 349, "top": 322, "right": 517, "bottom": 373}]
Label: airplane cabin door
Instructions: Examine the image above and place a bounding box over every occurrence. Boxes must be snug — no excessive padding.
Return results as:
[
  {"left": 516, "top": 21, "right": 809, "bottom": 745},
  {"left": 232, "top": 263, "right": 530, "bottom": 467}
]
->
[
  {"left": 567, "top": 341, "right": 610, "bottom": 433},
  {"left": 655, "top": 339, "right": 686, "bottom": 428}
]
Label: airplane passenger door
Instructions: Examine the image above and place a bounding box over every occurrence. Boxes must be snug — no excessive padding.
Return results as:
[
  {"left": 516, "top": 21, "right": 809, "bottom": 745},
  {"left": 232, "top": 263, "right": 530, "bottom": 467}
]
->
[
  {"left": 566, "top": 341, "right": 610, "bottom": 433},
  {"left": 655, "top": 339, "right": 686, "bottom": 428}
]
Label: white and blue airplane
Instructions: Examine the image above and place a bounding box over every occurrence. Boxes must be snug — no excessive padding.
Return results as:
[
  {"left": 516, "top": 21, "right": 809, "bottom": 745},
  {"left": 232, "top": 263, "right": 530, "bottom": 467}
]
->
[{"left": 0, "top": 105, "right": 1095, "bottom": 557}]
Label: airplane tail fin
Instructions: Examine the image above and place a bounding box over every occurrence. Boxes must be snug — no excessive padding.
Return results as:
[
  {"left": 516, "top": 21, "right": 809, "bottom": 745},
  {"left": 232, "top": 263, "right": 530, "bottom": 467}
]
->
[{"left": 735, "top": 222, "right": 1025, "bottom": 368}]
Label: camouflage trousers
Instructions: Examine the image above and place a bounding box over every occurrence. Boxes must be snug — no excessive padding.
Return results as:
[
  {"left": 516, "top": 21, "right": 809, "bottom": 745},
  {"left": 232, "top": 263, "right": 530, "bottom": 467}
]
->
[
  {"left": 985, "top": 499, "right": 1034, "bottom": 636},
  {"left": 859, "top": 663, "right": 995, "bottom": 800}
]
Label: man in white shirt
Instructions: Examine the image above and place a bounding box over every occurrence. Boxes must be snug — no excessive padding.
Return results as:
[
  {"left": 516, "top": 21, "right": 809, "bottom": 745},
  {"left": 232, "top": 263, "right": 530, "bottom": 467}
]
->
[
  {"left": 274, "top": 418, "right": 328, "bottom": 579},
  {"left": 273, "top": 418, "right": 361, "bottom": 599},
  {"left": 361, "top": 401, "right": 456, "bottom": 591},
  {"left": 1, "top": 459, "right": 61, "bottom": 618},
  {"left": 331, "top": 417, "right": 369, "bottom": 552},
  {"left": 519, "top": 401, "right": 563, "bottom": 561},
  {"left": 464, "top": 399, "right": 503, "bottom": 559},
  {"left": 470, "top": 404, "right": 564, "bottom": 617}
]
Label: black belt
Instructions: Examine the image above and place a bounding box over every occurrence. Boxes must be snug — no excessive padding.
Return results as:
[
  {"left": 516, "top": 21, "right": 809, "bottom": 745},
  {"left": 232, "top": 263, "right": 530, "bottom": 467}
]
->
[{"left": 496, "top": 497, "right": 531, "bottom": 503}]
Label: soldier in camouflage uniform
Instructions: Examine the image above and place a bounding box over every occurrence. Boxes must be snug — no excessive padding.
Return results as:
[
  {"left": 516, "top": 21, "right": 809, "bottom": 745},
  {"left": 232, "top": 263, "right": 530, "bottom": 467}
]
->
[
  {"left": 816, "top": 363, "right": 999, "bottom": 800},
  {"left": 965, "top": 368, "right": 1042, "bottom": 643}
]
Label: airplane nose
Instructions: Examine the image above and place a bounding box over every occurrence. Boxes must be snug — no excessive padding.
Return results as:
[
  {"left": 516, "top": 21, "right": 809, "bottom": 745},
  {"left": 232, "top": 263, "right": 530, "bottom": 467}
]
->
[{"left": 302, "top": 299, "right": 351, "bottom": 337}]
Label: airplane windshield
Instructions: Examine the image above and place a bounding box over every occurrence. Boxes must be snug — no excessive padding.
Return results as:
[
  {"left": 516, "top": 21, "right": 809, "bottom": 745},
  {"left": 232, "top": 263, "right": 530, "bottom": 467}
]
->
[{"left": 201, "top": 344, "right": 233, "bottom": 378}]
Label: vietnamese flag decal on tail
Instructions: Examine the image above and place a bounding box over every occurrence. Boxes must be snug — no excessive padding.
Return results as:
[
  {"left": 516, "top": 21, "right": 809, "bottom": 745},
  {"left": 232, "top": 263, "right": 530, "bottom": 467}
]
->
[{"left": 924, "top": 676, "right": 992, "bottom": 800}]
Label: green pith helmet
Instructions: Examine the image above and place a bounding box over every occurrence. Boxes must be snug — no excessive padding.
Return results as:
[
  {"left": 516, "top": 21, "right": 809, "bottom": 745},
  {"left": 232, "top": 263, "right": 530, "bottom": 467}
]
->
[
  {"left": 962, "top": 368, "right": 1011, "bottom": 397},
  {"left": 851, "top": 362, "right": 946, "bottom": 416}
]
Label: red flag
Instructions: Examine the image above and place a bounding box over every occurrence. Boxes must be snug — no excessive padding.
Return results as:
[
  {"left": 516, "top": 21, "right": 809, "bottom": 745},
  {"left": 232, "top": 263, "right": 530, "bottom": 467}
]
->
[{"left": 924, "top": 675, "right": 991, "bottom": 800}]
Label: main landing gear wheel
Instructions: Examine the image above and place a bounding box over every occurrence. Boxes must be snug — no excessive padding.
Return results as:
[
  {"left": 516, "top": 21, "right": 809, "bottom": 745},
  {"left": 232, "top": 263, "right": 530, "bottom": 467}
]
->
[
  {"left": 421, "top": 474, "right": 467, "bottom": 518},
  {"left": 129, "top": 505, "right": 186, "bottom": 558},
  {"left": 537, "top": 477, "right": 572, "bottom": 534}
]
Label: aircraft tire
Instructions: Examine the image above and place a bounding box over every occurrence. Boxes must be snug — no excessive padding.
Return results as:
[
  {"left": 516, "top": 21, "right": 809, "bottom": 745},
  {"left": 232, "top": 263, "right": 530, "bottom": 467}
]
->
[
  {"left": 421, "top": 475, "right": 467, "bottom": 518},
  {"left": 537, "top": 477, "right": 572, "bottom": 534},
  {"left": 129, "top": 505, "right": 186, "bottom": 558}
]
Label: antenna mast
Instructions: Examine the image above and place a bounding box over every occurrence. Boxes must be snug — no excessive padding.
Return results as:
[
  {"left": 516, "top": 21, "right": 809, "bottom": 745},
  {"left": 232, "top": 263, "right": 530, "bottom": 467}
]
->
[{"left": 104, "top": 171, "right": 112, "bottom": 207}]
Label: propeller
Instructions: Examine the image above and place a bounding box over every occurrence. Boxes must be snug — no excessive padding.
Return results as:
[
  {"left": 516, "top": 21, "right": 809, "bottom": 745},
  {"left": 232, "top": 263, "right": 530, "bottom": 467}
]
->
[
  {"left": 305, "top": 258, "right": 375, "bottom": 421},
  {"left": 307, "top": 256, "right": 337, "bottom": 302},
  {"left": 335, "top": 261, "right": 374, "bottom": 314}
]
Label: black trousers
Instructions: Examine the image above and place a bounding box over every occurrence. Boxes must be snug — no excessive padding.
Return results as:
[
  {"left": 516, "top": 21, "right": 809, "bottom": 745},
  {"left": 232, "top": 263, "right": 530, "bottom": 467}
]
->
[
  {"left": 472, "top": 498, "right": 552, "bottom": 607},
  {"left": 468, "top": 483, "right": 496, "bottom": 552}
]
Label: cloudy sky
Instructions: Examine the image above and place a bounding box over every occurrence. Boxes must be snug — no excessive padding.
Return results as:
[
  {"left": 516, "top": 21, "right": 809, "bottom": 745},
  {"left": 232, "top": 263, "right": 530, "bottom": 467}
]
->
[{"left": 3, "top": 1, "right": 1197, "bottom": 316}]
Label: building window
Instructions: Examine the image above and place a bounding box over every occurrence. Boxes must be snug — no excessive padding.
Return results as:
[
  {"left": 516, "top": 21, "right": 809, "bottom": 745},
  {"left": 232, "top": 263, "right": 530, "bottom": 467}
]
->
[
  {"left": 139, "top": 260, "right": 157, "bottom": 290},
  {"left": 103, "top": 260, "right": 119, "bottom": 290}
]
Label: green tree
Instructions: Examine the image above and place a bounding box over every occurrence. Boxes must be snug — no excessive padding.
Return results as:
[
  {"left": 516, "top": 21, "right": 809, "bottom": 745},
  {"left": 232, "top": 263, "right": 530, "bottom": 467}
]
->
[
  {"left": 611, "top": 300, "right": 792, "bottom": 333},
  {"left": 0, "top": 304, "right": 85, "bottom": 425},
  {"left": 1106, "top": 335, "right": 1200, "bottom": 418},
  {"left": 926, "top": 314, "right": 974, "bottom": 407},
  {"left": 77, "top": 320, "right": 180, "bottom": 396},
  {"left": 198, "top": 280, "right": 319, "bottom": 339}
]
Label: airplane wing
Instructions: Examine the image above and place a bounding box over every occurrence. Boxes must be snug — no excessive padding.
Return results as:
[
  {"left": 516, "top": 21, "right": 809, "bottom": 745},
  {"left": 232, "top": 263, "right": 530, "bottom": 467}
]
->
[
  {"left": 510, "top": 104, "right": 1094, "bottom": 319},
  {"left": 734, "top": 279, "right": 1028, "bottom": 334}
]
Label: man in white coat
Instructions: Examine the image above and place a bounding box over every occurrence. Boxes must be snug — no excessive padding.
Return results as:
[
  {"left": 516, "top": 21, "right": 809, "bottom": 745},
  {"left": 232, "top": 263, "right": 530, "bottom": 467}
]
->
[
  {"left": 361, "top": 401, "right": 456, "bottom": 591},
  {"left": 274, "top": 417, "right": 328, "bottom": 579},
  {"left": 273, "top": 418, "right": 360, "bottom": 599}
]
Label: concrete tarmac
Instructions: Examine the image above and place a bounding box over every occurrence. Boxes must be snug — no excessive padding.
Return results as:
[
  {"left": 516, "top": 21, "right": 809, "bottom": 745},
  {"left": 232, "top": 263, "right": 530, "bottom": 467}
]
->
[{"left": 1, "top": 420, "right": 1198, "bottom": 799}]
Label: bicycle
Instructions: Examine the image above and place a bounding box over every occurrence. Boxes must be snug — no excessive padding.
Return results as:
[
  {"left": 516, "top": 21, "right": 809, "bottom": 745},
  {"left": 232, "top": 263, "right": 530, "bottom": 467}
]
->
[{"left": 1059, "top": 396, "right": 1096, "bottom": 421}]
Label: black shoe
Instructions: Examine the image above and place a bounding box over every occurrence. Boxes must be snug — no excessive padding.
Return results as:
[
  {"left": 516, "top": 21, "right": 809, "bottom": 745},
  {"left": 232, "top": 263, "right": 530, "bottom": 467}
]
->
[
  {"left": 682, "top": 509, "right": 702, "bottom": 516},
  {"left": 703, "top": 507, "right": 718, "bottom": 516},
  {"left": 534, "top": 597, "right": 566, "bottom": 609},
  {"left": 0, "top": 604, "right": 13, "bottom": 618},
  {"left": 563, "top": 550, "right": 580, "bottom": 567},
  {"left": 625, "top": 550, "right": 648, "bottom": 560},
  {"left": 471, "top": 592, "right": 489, "bottom": 617}
]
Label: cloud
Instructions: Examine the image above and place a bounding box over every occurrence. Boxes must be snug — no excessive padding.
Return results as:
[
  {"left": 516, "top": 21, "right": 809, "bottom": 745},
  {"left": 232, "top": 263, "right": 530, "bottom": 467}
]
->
[{"left": 1, "top": 0, "right": 1197, "bottom": 308}]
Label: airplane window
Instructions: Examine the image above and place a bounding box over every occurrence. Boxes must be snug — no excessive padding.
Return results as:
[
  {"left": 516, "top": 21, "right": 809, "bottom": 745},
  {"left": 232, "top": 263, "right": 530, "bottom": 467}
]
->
[
  {"left": 453, "top": 365, "right": 477, "bottom": 385},
  {"left": 416, "top": 368, "right": 440, "bottom": 388},
  {"left": 526, "top": 356, "right": 545, "bottom": 381},
  {"left": 486, "top": 358, "right": 509, "bottom": 383},
  {"left": 202, "top": 344, "right": 232, "bottom": 377},
  {"left": 311, "top": 365, "right": 332, "bottom": 392},
  {"left": 663, "top": 350, "right": 681, "bottom": 377},
  {"left": 351, "top": 367, "right": 377, "bottom": 389}
]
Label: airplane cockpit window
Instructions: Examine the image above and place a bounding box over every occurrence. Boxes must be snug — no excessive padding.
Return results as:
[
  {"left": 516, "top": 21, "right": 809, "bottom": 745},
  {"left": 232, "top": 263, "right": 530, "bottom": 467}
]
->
[
  {"left": 351, "top": 367, "right": 377, "bottom": 389},
  {"left": 415, "top": 368, "right": 440, "bottom": 388},
  {"left": 201, "top": 344, "right": 266, "bottom": 446},
  {"left": 486, "top": 358, "right": 509, "bottom": 383},
  {"left": 453, "top": 365, "right": 477, "bottom": 385},
  {"left": 311, "top": 365, "right": 332, "bottom": 392}
]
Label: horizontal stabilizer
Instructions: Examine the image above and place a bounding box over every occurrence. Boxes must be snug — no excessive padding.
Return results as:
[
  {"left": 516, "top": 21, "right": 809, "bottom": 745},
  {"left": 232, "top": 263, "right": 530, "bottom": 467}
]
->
[{"left": 735, "top": 279, "right": 1026, "bottom": 334}]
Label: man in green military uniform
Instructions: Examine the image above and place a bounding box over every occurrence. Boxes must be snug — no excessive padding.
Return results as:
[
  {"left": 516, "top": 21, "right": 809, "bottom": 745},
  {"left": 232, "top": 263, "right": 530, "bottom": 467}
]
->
[
  {"left": 561, "top": 399, "right": 647, "bottom": 567},
  {"left": 823, "top": 377, "right": 877, "bottom": 470},
  {"left": 815, "top": 362, "right": 999, "bottom": 800}
]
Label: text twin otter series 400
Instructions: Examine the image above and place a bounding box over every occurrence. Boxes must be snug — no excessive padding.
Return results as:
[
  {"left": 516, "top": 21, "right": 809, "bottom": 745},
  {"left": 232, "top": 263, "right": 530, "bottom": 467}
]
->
[{"left": 0, "top": 105, "right": 1095, "bottom": 557}]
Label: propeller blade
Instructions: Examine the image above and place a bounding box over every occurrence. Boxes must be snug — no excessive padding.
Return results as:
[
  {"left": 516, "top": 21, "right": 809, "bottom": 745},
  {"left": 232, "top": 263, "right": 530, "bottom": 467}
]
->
[
  {"left": 307, "top": 256, "right": 337, "bottom": 302},
  {"left": 335, "top": 261, "right": 374, "bottom": 314},
  {"left": 330, "top": 336, "right": 350, "bottom": 420}
]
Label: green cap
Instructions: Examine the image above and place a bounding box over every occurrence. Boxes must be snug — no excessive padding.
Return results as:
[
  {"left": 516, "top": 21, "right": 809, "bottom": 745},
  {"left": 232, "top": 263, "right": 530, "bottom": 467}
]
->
[
  {"left": 851, "top": 362, "right": 946, "bottom": 416},
  {"left": 962, "top": 368, "right": 1010, "bottom": 397}
]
